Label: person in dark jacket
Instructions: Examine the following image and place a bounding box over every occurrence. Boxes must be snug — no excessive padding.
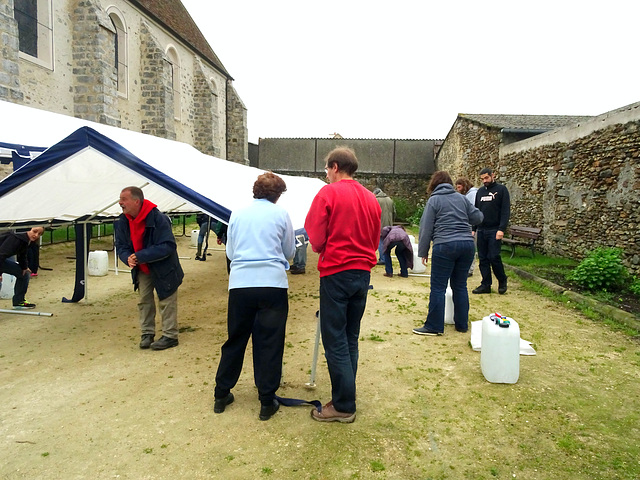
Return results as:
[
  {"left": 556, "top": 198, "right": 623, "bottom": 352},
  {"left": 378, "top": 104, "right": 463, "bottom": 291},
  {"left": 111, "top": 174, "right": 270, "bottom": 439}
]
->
[
  {"left": 380, "top": 225, "right": 413, "bottom": 278},
  {"left": 195, "top": 213, "right": 212, "bottom": 261},
  {"left": 472, "top": 168, "right": 511, "bottom": 295},
  {"left": 373, "top": 188, "right": 395, "bottom": 265},
  {"left": 115, "top": 187, "right": 184, "bottom": 350},
  {"left": 212, "top": 220, "right": 231, "bottom": 274},
  {"left": 0, "top": 227, "right": 44, "bottom": 309}
]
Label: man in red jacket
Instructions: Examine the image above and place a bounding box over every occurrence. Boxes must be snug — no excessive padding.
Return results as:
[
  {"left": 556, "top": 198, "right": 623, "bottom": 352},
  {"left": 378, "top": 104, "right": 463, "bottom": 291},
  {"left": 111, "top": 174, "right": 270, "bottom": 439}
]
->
[{"left": 305, "top": 146, "right": 381, "bottom": 423}]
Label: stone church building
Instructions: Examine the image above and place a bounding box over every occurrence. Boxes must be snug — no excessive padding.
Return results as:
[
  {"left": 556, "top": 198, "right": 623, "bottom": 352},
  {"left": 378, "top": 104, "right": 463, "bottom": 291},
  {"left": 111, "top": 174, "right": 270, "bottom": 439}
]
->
[{"left": 0, "top": 0, "right": 248, "bottom": 177}]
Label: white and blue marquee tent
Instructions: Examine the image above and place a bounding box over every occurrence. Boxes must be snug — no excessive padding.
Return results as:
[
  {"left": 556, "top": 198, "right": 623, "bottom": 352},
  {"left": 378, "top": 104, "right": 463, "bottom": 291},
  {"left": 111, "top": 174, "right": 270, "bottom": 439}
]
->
[
  {"left": 0, "top": 100, "right": 326, "bottom": 302},
  {"left": 0, "top": 100, "right": 325, "bottom": 230}
]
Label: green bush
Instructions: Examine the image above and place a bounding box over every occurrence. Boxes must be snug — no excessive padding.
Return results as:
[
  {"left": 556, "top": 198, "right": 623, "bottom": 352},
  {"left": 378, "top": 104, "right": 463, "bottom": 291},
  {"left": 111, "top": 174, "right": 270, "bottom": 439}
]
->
[
  {"left": 566, "top": 247, "right": 629, "bottom": 291},
  {"left": 629, "top": 278, "right": 640, "bottom": 297},
  {"left": 407, "top": 204, "right": 424, "bottom": 226},
  {"left": 392, "top": 197, "right": 412, "bottom": 222}
]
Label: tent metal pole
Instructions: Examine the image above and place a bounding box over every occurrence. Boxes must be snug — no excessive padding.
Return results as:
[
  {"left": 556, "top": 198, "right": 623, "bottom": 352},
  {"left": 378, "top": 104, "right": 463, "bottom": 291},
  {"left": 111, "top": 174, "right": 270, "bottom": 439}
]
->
[
  {"left": 0, "top": 308, "right": 53, "bottom": 317},
  {"left": 305, "top": 310, "right": 321, "bottom": 388},
  {"left": 83, "top": 221, "right": 89, "bottom": 303},
  {"left": 113, "top": 228, "right": 119, "bottom": 275}
]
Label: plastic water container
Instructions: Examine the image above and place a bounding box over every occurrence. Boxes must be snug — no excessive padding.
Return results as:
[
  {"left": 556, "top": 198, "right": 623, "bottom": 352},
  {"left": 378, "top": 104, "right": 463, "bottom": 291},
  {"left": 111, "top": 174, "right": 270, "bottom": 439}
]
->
[
  {"left": 190, "top": 229, "right": 200, "bottom": 247},
  {"left": 444, "top": 284, "right": 454, "bottom": 324},
  {"left": 0, "top": 273, "right": 16, "bottom": 299},
  {"left": 410, "top": 243, "right": 426, "bottom": 274},
  {"left": 88, "top": 251, "right": 109, "bottom": 276},
  {"left": 480, "top": 315, "right": 520, "bottom": 383}
]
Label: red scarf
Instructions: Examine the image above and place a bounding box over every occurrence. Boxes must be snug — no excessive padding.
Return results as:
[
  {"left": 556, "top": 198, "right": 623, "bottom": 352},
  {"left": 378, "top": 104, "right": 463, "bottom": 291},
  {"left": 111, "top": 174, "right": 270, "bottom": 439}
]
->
[{"left": 126, "top": 199, "right": 157, "bottom": 274}]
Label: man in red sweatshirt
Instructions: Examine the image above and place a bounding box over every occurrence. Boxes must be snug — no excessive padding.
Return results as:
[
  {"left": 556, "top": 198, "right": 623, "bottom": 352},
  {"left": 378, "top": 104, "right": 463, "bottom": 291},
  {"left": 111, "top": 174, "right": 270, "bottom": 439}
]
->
[{"left": 305, "top": 146, "right": 381, "bottom": 423}]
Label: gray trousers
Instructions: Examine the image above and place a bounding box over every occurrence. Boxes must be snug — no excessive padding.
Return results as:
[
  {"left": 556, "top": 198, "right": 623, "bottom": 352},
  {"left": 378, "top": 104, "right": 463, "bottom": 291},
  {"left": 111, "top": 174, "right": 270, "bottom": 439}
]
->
[{"left": 137, "top": 272, "right": 178, "bottom": 339}]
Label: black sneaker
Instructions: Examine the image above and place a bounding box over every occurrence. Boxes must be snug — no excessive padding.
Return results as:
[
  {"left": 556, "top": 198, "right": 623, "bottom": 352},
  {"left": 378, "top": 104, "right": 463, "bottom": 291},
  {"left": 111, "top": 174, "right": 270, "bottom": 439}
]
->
[
  {"left": 472, "top": 285, "right": 491, "bottom": 294},
  {"left": 259, "top": 399, "right": 280, "bottom": 421},
  {"left": 498, "top": 282, "right": 508, "bottom": 295},
  {"left": 150, "top": 336, "right": 179, "bottom": 350},
  {"left": 290, "top": 267, "right": 305, "bottom": 275},
  {"left": 213, "top": 393, "right": 234, "bottom": 413},
  {"left": 412, "top": 326, "right": 443, "bottom": 336},
  {"left": 13, "top": 301, "right": 36, "bottom": 309},
  {"left": 139, "top": 334, "right": 154, "bottom": 349}
]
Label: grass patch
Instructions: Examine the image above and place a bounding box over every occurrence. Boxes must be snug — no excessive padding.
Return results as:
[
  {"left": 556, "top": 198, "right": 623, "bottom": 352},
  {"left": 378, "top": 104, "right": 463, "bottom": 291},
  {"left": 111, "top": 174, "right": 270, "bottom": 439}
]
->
[{"left": 503, "top": 247, "right": 639, "bottom": 335}]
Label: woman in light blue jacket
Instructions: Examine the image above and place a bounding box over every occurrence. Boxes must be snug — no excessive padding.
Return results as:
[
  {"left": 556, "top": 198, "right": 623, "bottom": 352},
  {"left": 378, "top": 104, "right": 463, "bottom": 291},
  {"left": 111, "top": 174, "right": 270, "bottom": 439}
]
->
[
  {"left": 413, "top": 171, "right": 483, "bottom": 336},
  {"left": 213, "top": 172, "right": 296, "bottom": 421}
]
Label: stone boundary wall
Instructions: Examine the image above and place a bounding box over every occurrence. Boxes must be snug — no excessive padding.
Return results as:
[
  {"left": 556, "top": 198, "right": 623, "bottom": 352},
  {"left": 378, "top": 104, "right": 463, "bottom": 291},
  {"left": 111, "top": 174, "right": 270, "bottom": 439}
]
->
[
  {"left": 439, "top": 103, "right": 640, "bottom": 274},
  {"left": 436, "top": 118, "right": 501, "bottom": 181}
]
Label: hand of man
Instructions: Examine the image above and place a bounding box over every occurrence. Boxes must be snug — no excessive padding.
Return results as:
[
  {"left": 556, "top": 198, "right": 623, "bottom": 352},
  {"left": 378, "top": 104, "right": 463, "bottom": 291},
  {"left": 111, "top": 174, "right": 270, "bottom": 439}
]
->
[
  {"left": 496, "top": 230, "right": 504, "bottom": 240},
  {"left": 421, "top": 256, "right": 429, "bottom": 266},
  {"left": 127, "top": 254, "right": 138, "bottom": 268}
]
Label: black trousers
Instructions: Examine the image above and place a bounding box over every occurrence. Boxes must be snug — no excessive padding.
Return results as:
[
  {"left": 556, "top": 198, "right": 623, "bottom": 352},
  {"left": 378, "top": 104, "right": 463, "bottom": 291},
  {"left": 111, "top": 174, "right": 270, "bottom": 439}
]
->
[{"left": 214, "top": 287, "right": 288, "bottom": 405}]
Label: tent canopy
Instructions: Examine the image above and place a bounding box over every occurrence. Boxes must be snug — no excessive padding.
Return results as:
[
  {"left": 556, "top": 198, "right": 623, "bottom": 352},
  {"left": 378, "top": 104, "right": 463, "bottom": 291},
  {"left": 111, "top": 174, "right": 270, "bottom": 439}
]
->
[{"left": 0, "top": 101, "right": 325, "bottom": 230}]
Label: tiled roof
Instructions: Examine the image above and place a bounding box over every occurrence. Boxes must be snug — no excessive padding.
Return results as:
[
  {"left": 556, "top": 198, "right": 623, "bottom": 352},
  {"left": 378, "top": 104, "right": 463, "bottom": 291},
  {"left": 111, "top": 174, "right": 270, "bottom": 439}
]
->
[
  {"left": 459, "top": 114, "right": 593, "bottom": 131},
  {"left": 129, "top": 0, "right": 230, "bottom": 78}
]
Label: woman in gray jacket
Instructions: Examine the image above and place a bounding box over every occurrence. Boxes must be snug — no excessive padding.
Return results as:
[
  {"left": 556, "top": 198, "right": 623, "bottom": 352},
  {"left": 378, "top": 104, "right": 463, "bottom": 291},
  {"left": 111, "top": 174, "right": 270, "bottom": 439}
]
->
[{"left": 413, "top": 171, "right": 483, "bottom": 335}]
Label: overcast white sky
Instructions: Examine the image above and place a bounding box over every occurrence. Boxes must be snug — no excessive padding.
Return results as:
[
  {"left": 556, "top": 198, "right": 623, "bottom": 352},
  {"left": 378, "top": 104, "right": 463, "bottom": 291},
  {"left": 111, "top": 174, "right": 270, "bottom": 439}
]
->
[{"left": 180, "top": 0, "right": 639, "bottom": 144}]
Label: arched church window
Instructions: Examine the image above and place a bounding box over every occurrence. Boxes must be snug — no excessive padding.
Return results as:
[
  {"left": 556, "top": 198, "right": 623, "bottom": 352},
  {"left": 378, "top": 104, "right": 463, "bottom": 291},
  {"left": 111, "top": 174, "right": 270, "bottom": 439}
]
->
[
  {"left": 166, "top": 46, "right": 181, "bottom": 121},
  {"left": 108, "top": 8, "right": 128, "bottom": 97}
]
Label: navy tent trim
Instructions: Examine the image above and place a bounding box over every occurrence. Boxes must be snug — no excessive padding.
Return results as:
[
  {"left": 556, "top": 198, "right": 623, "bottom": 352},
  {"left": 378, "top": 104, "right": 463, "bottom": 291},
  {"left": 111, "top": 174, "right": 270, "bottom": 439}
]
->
[
  {"left": 0, "top": 127, "right": 231, "bottom": 222},
  {"left": 0, "top": 141, "right": 48, "bottom": 168}
]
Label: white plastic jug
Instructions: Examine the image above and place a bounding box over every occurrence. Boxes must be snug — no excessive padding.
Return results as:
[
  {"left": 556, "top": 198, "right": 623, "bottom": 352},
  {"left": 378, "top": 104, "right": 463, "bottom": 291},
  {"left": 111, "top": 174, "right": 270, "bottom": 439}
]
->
[
  {"left": 190, "top": 229, "right": 200, "bottom": 247},
  {"left": 410, "top": 243, "right": 426, "bottom": 274},
  {"left": 480, "top": 315, "right": 520, "bottom": 383},
  {"left": 88, "top": 251, "right": 109, "bottom": 276},
  {"left": 0, "top": 273, "right": 16, "bottom": 299},
  {"left": 444, "top": 284, "right": 454, "bottom": 324}
]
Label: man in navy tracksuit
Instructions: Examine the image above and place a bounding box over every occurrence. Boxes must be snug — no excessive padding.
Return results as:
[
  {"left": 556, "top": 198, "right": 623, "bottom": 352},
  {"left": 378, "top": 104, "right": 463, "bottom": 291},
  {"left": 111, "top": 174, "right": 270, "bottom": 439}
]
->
[{"left": 472, "top": 168, "right": 511, "bottom": 295}]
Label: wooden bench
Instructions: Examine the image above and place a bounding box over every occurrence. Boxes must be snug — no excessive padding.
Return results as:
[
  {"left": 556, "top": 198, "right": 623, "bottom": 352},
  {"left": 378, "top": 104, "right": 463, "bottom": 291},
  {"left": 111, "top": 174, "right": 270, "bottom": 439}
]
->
[{"left": 501, "top": 225, "right": 542, "bottom": 258}]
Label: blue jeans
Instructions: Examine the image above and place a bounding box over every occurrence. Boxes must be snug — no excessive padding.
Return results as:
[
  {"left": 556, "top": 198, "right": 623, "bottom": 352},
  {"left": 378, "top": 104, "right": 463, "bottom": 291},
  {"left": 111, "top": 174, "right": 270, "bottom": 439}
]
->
[
  {"left": 1, "top": 259, "right": 30, "bottom": 306},
  {"left": 476, "top": 229, "right": 507, "bottom": 286},
  {"left": 378, "top": 238, "right": 386, "bottom": 263},
  {"left": 292, "top": 243, "right": 307, "bottom": 269},
  {"left": 384, "top": 241, "right": 408, "bottom": 276},
  {"left": 423, "top": 241, "right": 475, "bottom": 333},
  {"left": 319, "top": 270, "right": 370, "bottom": 413},
  {"left": 197, "top": 221, "right": 210, "bottom": 245}
]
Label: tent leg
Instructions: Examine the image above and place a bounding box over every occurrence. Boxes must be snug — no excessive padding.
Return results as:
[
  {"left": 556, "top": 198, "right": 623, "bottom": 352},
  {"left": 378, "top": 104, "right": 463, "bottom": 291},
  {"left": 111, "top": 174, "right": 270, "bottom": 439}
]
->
[
  {"left": 83, "top": 222, "right": 89, "bottom": 303},
  {"left": 306, "top": 310, "right": 321, "bottom": 388},
  {"left": 0, "top": 308, "right": 53, "bottom": 317},
  {"left": 113, "top": 229, "right": 119, "bottom": 276}
]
